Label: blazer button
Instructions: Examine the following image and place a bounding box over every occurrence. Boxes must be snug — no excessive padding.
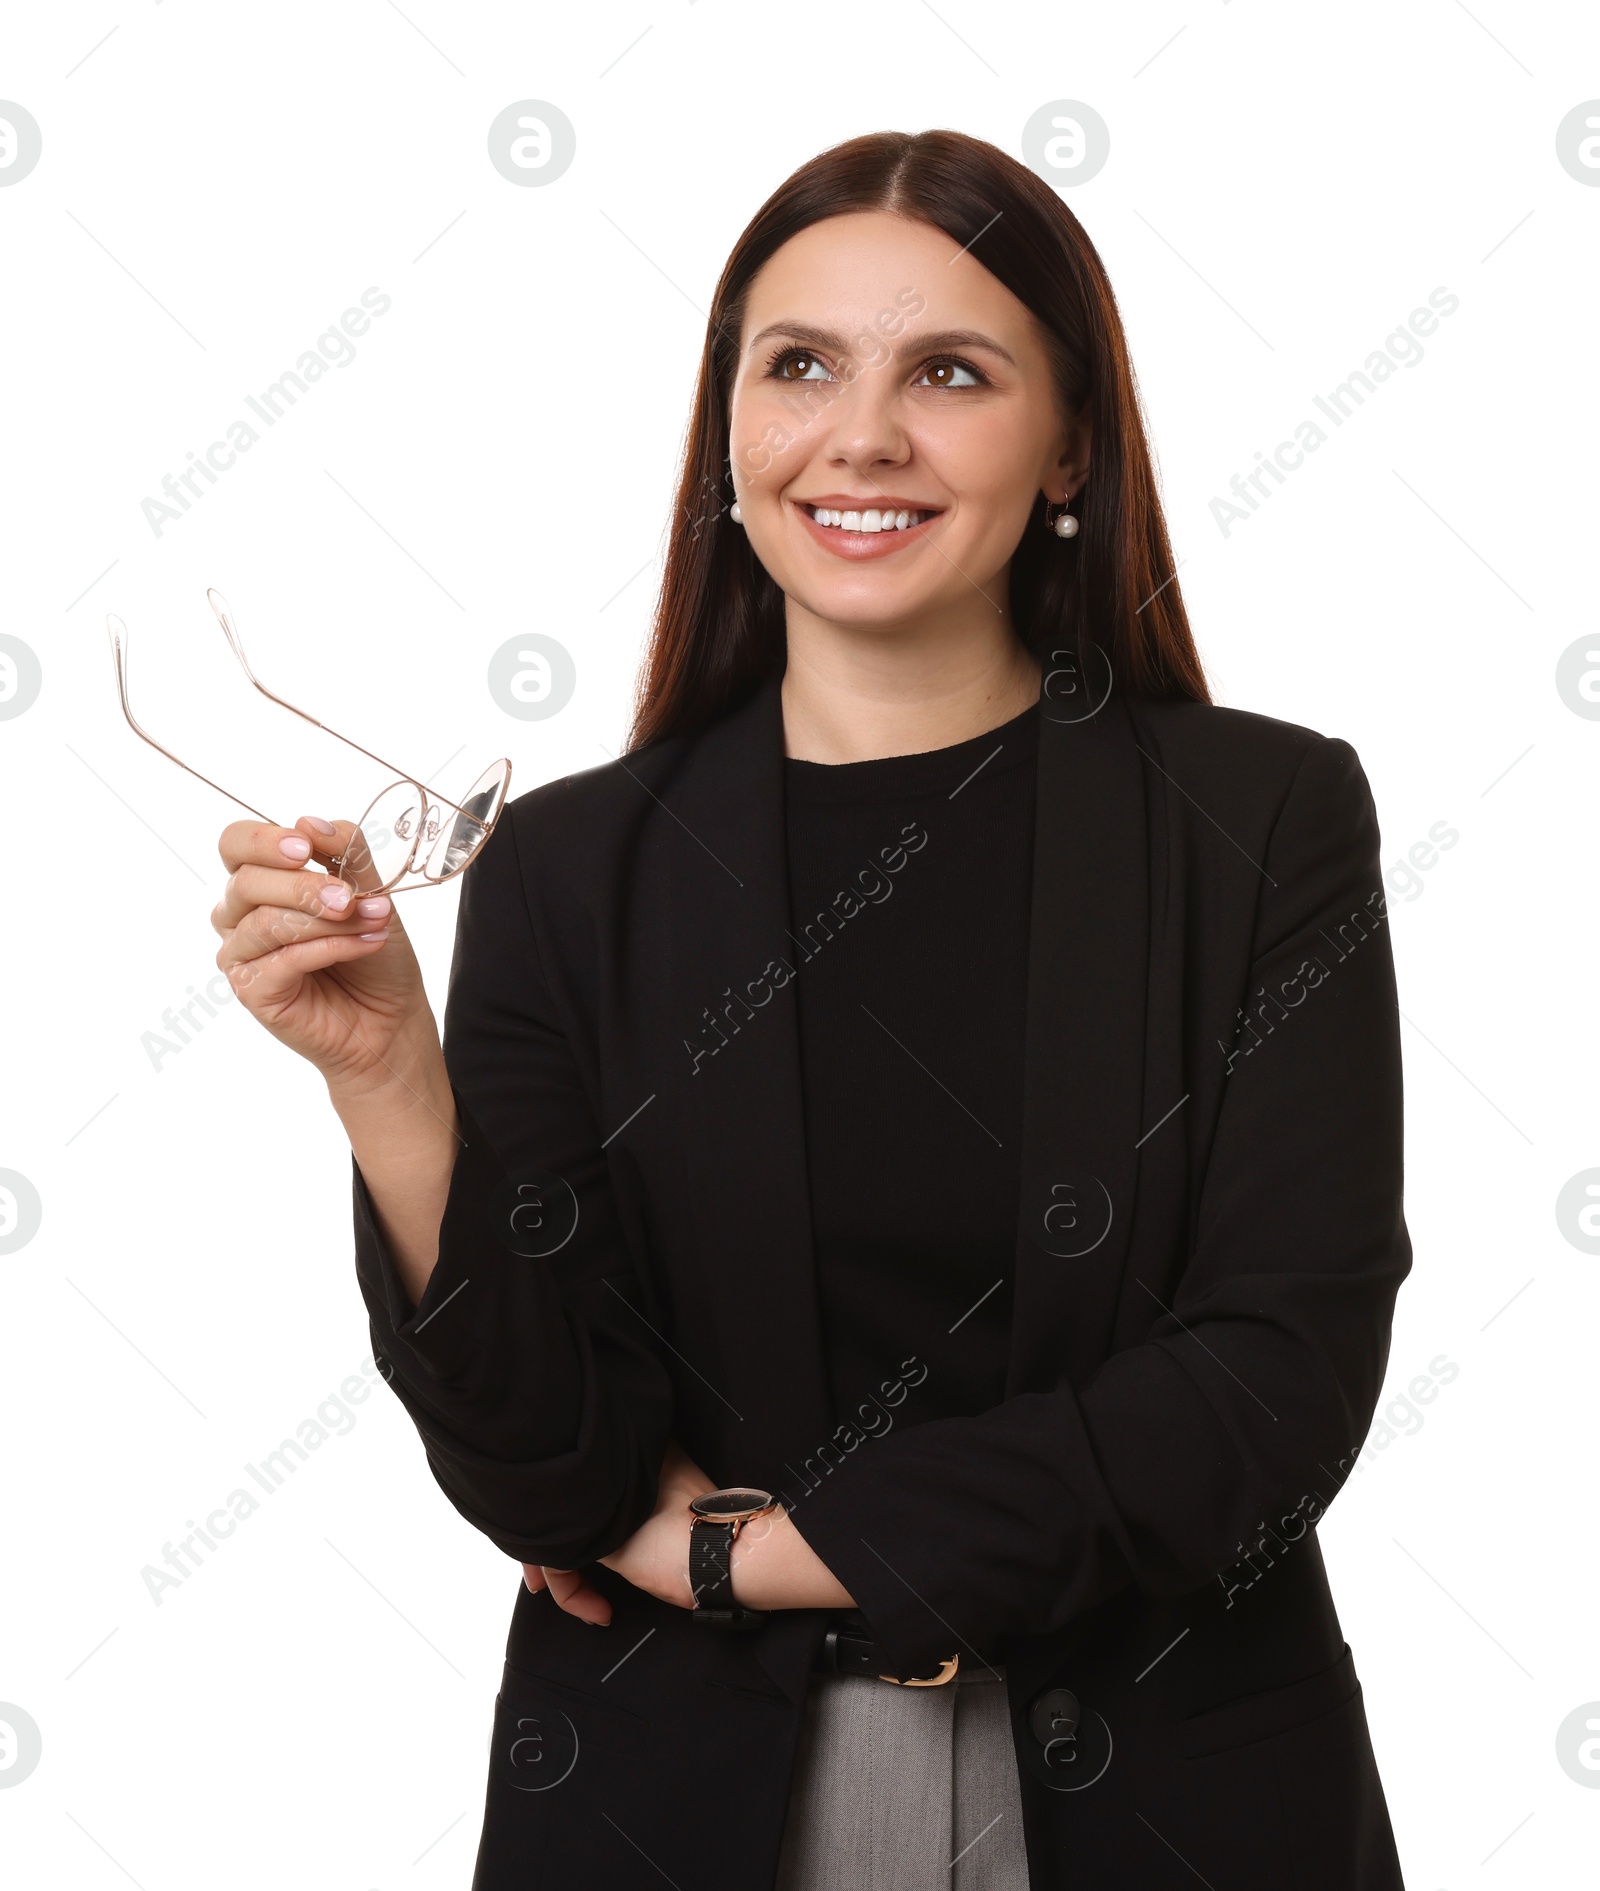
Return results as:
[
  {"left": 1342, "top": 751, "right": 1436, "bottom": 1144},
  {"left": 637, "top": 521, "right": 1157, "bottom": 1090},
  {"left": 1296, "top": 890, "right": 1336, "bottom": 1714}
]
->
[
  {"left": 1029, "top": 1687, "right": 1081, "bottom": 1752},
  {"left": 1021, "top": 1686, "right": 1112, "bottom": 1791}
]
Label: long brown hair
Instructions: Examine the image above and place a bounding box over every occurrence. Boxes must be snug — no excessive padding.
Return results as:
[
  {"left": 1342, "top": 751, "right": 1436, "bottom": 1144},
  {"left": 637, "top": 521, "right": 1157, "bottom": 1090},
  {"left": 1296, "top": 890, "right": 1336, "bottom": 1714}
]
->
[{"left": 627, "top": 129, "right": 1208, "bottom": 752}]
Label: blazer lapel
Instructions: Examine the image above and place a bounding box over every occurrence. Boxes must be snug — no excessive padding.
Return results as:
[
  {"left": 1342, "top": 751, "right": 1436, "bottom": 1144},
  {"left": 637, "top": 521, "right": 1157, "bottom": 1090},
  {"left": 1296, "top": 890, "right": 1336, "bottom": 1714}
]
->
[
  {"left": 651, "top": 673, "right": 835, "bottom": 1477},
  {"left": 645, "top": 672, "right": 837, "bottom": 1704},
  {"left": 1008, "top": 675, "right": 1151, "bottom": 1395}
]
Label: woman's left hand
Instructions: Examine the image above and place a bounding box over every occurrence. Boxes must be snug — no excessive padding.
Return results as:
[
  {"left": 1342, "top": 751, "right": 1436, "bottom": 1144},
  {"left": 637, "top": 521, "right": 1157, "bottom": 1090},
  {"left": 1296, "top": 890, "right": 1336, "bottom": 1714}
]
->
[{"left": 524, "top": 1442, "right": 855, "bottom": 1624}]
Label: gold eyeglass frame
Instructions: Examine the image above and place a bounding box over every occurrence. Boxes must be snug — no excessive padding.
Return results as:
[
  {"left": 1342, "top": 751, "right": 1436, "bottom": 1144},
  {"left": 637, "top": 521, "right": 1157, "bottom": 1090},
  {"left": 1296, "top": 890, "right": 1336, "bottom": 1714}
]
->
[{"left": 106, "top": 588, "right": 512, "bottom": 896}]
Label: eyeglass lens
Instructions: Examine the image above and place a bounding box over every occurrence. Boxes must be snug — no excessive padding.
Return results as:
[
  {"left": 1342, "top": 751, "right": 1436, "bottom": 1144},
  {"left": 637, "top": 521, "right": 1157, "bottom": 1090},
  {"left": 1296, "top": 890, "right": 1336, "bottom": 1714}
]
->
[
  {"left": 423, "top": 761, "right": 511, "bottom": 883},
  {"left": 337, "top": 760, "right": 511, "bottom": 894}
]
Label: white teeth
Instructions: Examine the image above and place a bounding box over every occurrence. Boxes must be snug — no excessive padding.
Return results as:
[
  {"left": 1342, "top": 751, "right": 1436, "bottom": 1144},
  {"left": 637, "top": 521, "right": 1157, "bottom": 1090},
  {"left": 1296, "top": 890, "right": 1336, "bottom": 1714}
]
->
[{"left": 808, "top": 505, "right": 930, "bottom": 532}]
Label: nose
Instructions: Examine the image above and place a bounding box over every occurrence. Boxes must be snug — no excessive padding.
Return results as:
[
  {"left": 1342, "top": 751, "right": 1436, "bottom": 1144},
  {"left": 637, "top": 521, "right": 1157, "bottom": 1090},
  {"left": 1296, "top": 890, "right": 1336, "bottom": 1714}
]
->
[{"left": 815, "top": 357, "right": 911, "bottom": 479}]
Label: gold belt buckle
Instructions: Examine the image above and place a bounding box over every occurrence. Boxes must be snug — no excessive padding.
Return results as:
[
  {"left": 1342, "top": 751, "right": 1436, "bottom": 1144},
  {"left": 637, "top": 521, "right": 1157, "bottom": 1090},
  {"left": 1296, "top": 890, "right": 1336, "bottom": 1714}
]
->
[{"left": 879, "top": 1655, "right": 960, "bottom": 1687}]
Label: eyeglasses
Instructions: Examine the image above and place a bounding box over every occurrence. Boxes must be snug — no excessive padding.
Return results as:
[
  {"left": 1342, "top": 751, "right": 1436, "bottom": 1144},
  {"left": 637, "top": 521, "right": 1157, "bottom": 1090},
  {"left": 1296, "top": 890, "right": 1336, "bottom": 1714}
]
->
[{"left": 107, "top": 589, "right": 511, "bottom": 896}]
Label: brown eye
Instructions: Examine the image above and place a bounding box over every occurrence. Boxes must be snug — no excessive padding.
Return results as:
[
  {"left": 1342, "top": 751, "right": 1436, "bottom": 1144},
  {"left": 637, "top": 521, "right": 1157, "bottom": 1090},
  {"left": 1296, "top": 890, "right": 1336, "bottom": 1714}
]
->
[
  {"left": 767, "top": 348, "right": 832, "bottom": 383},
  {"left": 918, "top": 358, "right": 981, "bottom": 389}
]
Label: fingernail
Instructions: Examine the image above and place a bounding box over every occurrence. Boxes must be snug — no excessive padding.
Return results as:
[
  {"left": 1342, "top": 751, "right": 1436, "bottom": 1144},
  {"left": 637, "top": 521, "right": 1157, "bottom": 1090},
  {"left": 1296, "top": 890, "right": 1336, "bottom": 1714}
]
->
[
  {"left": 279, "top": 835, "right": 312, "bottom": 861},
  {"left": 303, "top": 816, "right": 336, "bottom": 835},
  {"left": 320, "top": 883, "right": 351, "bottom": 911},
  {"left": 359, "top": 929, "right": 390, "bottom": 943},
  {"left": 356, "top": 895, "right": 391, "bottom": 919}
]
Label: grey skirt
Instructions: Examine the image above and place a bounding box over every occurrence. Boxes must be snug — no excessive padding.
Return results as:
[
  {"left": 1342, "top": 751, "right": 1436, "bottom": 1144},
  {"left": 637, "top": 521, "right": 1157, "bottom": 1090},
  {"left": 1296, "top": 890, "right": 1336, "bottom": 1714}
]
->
[{"left": 774, "top": 1663, "right": 1031, "bottom": 1890}]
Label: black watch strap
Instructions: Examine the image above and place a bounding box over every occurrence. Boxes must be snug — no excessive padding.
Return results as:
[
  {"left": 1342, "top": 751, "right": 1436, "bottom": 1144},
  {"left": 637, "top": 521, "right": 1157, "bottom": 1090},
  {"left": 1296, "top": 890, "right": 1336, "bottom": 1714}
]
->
[{"left": 689, "top": 1520, "right": 766, "bottom": 1630}]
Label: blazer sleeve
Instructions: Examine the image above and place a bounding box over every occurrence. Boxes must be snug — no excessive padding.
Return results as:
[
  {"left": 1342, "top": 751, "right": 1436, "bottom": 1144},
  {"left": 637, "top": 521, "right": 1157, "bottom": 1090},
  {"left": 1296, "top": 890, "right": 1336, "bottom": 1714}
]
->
[
  {"left": 351, "top": 807, "right": 674, "bottom": 1569},
  {"left": 787, "top": 736, "right": 1412, "bottom": 1677}
]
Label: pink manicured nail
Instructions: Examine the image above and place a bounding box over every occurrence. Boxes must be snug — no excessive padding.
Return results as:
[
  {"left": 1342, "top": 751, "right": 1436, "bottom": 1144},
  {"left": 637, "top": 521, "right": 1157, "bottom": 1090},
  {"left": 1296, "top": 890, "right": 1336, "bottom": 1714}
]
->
[
  {"left": 320, "top": 883, "right": 351, "bottom": 911},
  {"left": 279, "top": 835, "right": 312, "bottom": 861},
  {"left": 359, "top": 929, "right": 390, "bottom": 943},
  {"left": 356, "top": 896, "right": 391, "bottom": 919},
  {"left": 303, "top": 816, "right": 336, "bottom": 835}
]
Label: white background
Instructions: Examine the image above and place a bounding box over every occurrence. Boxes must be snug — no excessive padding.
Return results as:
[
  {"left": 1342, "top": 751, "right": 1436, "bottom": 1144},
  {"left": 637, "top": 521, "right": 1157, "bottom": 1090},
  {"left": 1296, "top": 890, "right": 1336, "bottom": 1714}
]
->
[{"left": 2, "top": 3, "right": 1596, "bottom": 1885}]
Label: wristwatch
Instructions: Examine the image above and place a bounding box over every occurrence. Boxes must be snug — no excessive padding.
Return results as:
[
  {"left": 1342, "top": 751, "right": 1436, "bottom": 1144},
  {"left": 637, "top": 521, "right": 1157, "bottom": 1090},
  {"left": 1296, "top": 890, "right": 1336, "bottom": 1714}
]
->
[{"left": 687, "top": 1487, "right": 780, "bottom": 1629}]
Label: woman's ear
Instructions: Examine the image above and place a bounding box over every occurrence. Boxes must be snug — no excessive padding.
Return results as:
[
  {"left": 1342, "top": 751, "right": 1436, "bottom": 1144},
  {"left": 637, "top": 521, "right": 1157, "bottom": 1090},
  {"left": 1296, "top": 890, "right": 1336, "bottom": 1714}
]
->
[{"left": 1047, "top": 409, "right": 1092, "bottom": 505}]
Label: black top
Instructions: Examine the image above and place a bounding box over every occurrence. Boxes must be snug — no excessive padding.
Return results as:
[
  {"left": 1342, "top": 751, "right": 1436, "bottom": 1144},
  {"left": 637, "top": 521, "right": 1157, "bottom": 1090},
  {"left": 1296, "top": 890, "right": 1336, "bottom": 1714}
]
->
[{"left": 782, "top": 700, "right": 1039, "bottom": 1432}]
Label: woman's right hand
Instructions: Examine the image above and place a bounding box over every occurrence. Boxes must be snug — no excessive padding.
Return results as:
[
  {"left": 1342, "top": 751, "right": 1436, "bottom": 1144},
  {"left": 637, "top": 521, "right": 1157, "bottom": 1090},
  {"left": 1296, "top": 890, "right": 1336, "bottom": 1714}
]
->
[{"left": 212, "top": 814, "right": 436, "bottom": 1097}]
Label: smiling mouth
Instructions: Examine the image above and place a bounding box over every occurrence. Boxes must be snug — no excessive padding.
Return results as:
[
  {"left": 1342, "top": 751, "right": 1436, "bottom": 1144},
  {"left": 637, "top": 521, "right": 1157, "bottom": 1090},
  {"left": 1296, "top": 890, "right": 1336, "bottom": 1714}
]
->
[{"left": 801, "top": 503, "right": 940, "bottom": 534}]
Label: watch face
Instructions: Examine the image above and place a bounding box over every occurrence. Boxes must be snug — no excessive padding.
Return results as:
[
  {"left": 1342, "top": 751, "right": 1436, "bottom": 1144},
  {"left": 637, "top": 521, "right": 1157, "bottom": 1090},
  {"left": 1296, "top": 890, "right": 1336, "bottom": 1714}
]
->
[{"left": 689, "top": 1487, "right": 774, "bottom": 1523}]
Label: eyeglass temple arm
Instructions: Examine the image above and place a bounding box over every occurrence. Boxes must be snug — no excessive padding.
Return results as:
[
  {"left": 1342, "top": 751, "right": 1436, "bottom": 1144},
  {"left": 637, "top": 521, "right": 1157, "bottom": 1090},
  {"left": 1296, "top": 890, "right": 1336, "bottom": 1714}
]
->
[
  {"left": 206, "top": 589, "right": 477, "bottom": 821},
  {"left": 106, "top": 618, "right": 278, "bottom": 824}
]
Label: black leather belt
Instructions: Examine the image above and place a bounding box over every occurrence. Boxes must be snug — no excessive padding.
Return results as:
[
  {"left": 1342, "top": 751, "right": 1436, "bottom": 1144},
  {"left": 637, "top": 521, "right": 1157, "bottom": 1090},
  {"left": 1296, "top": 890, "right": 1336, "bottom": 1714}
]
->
[{"left": 814, "top": 1610, "right": 960, "bottom": 1687}]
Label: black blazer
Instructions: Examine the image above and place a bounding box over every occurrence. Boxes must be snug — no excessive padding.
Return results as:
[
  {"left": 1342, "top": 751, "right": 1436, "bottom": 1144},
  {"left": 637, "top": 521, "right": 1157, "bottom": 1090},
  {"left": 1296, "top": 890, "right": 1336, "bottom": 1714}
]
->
[{"left": 353, "top": 665, "right": 1411, "bottom": 1890}]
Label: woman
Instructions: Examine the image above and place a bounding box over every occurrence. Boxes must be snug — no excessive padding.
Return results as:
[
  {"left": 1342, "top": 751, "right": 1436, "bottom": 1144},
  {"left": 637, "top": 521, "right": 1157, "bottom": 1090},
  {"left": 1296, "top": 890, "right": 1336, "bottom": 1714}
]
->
[{"left": 212, "top": 132, "right": 1410, "bottom": 1888}]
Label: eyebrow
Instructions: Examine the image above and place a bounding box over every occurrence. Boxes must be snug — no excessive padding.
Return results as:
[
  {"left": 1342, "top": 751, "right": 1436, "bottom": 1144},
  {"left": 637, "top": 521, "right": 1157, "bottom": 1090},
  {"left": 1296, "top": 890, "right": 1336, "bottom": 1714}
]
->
[{"left": 745, "top": 321, "right": 1017, "bottom": 367}]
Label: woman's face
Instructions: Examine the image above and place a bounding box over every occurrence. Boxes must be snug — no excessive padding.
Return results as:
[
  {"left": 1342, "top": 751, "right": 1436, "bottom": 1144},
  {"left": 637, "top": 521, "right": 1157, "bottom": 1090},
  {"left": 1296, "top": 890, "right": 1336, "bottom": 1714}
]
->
[{"left": 728, "top": 210, "right": 1083, "bottom": 634}]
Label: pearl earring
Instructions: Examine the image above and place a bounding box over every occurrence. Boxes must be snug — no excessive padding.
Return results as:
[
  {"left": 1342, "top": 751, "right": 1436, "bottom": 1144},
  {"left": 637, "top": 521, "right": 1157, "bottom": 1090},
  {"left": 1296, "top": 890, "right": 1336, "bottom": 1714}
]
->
[
  {"left": 729, "top": 502, "right": 744, "bottom": 524},
  {"left": 1048, "top": 494, "right": 1079, "bottom": 538}
]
